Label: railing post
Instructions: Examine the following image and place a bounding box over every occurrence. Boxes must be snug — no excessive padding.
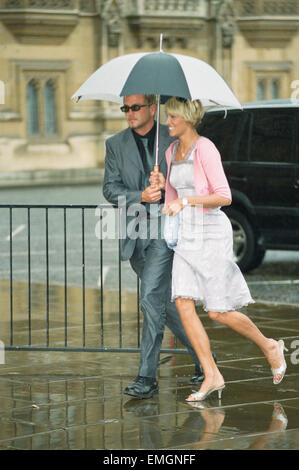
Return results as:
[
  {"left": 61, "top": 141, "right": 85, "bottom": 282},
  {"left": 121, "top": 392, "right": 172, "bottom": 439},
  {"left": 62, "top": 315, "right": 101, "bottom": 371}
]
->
[
  {"left": 9, "top": 207, "right": 13, "bottom": 347},
  {"left": 81, "top": 207, "right": 86, "bottom": 348},
  {"left": 27, "top": 207, "right": 32, "bottom": 346},
  {"left": 63, "top": 207, "right": 68, "bottom": 347},
  {"left": 99, "top": 206, "right": 104, "bottom": 347},
  {"left": 45, "top": 207, "right": 50, "bottom": 347},
  {"left": 118, "top": 209, "right": 122, "bottom": 349}
]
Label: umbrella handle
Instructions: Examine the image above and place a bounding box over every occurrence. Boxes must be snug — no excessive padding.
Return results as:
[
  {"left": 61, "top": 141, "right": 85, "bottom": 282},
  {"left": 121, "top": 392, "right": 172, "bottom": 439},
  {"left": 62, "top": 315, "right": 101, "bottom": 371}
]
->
[{"left": 150, "top": 165, "right": 160, "bottom": 188}]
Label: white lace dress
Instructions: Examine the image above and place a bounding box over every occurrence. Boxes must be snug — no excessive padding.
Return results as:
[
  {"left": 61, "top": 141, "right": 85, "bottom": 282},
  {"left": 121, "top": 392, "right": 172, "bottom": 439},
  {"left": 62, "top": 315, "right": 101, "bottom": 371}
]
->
[{"left": 170, "top": 143, "right": 254, "bottom": 312}]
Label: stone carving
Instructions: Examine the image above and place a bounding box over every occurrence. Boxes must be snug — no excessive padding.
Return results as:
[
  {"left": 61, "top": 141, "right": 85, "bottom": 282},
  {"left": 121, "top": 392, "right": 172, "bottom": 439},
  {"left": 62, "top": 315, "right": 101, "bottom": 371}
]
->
[
  {"left": 119, "top": 0, "right": 203, "bottom": 15},
  {"left": 2, "top": 0, "right": 74, "bottom": 8},
  {"left": 4, "top": 0, "right": 22, "bottom": 7},
  {"left": 237, "top": 0, "right": 299, "bottom": 16},
  {"left": 144, "top": 0, "right": 200, "bottom": 12},
  {"left": 107, "top": 17, "right": 122, "bottom": 47},
  {"left": 236, "top": 0, "right": 299, "bottom": 47},
  {"left": 218, "top": 0, "right": 236, "bottom": 48},
  {"left": 1, "top": 0, "right": 96, "bottom": 10},
  {"left": 27, "top": 0, "right": 73, "bottom": 7},
  {"left": 102, "top": 0, "right": 124, "bottom": 47}
]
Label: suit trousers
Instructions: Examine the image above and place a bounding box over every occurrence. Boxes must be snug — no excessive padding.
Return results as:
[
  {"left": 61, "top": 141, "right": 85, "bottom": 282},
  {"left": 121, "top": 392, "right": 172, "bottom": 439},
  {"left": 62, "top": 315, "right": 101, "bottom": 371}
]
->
[{"left": 129, "top": 230, "right": 202, "bottom": 379}]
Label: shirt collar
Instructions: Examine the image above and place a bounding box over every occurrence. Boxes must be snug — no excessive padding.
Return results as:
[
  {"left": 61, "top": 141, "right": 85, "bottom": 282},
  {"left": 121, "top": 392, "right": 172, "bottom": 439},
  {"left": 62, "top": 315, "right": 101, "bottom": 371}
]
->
[{"left": 132, "top": 121, "right": 156, "bottom": 142}]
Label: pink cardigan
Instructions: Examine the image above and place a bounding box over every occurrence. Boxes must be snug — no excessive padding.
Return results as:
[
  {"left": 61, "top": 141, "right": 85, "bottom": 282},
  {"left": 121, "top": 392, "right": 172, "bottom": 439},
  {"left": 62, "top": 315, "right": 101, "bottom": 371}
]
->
[{"left": 164, "top": 136, "right": 232, "bottom": 212}]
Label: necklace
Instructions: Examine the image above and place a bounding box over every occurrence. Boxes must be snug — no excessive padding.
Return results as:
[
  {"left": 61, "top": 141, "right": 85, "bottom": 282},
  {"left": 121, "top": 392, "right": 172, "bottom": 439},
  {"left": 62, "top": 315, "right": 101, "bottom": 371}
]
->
[
  {"left": 180, "top": 146, "right": 189, "bottom": 158},
  {"left": 178, "top": 136, "right": 198, "bottom": 160}
]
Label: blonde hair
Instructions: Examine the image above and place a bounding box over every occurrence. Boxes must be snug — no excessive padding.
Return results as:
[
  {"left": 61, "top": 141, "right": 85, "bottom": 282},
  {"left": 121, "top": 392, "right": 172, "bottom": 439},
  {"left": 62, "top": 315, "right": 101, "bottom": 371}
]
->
[{"left": 165, "top": 97, "right": 204, "bottom": 127}]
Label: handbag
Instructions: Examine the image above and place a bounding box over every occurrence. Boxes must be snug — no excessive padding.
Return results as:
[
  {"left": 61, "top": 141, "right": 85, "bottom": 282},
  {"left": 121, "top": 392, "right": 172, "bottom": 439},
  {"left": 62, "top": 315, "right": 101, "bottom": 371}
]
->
[{"left": 163, "top": 213, "right": 180, "bottom": 249}]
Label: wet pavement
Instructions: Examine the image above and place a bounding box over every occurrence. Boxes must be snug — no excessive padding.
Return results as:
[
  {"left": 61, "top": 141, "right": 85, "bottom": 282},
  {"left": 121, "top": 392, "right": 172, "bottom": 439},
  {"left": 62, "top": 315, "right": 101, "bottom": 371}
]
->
[{"left": 0, "top": 281, "right": 298, "bottom": 452}]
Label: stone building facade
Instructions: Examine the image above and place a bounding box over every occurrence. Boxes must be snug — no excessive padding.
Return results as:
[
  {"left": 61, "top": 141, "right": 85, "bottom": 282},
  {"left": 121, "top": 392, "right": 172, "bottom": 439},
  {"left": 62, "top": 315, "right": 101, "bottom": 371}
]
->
[{"left": 0, "top": 0, "right": 299, "bottom": 173}]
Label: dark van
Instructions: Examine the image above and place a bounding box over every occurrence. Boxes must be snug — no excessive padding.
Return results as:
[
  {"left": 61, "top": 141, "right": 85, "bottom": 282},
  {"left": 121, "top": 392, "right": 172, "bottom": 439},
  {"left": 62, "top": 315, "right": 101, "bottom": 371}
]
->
[{"left": 197, "top": 99, "right": 299, "bottom": 272}]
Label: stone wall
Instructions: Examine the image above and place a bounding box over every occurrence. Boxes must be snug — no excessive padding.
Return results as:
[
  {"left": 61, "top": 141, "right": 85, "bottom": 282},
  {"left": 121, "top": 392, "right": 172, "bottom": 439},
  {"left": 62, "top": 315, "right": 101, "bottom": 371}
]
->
[{"left": 0, "top": 0, "right": 298, "bottom": 173}]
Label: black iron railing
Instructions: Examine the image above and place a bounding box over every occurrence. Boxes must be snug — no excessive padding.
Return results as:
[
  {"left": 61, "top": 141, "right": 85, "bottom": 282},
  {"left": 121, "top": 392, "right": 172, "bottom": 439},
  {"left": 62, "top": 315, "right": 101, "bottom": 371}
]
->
[{"left": 0, "top": 204, "right": 184, "bottom": 355}]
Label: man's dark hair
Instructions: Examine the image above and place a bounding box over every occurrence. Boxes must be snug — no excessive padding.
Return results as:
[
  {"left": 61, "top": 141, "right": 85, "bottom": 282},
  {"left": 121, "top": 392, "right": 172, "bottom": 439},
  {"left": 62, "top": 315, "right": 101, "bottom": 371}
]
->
[{"left": 144, "top": 95, "right": 157, "bottom": 106}]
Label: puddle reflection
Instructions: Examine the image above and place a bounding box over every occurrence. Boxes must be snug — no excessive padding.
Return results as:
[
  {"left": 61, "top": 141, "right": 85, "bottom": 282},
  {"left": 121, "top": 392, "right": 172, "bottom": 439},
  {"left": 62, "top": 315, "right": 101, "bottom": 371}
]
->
[
  {"left": 248, "top": 403, "right": 288, "bottom": 450},
  {"left": 186, "top": 401, "right": 225, "bottom": 449},
  {"left": 0, "top": 374, "right": 293, "bottom": 450},
  {"left": 186, "top": 401, "right": 289, "bottom": 449}
]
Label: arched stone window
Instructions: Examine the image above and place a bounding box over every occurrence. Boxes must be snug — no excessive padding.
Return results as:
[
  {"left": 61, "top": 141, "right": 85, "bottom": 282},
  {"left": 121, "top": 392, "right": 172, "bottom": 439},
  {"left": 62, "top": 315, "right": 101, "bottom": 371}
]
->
[
  {"left": 44, "top": 80, "right": 57, "bottom": 135},
  {"left": 26, "top": 80, "right": 39, "bottom": 135},
  {"left": 270, "top": 78, "right": 279, "bottom": 99},
  {"left": 257, "top": 79, "right": 265, "bottom": 100},
  {"left": 26, "top": 77, "right": 58, "bottom": 138},
  {"left": 256, "top": 76, "right": 281, "bottom": 100}
]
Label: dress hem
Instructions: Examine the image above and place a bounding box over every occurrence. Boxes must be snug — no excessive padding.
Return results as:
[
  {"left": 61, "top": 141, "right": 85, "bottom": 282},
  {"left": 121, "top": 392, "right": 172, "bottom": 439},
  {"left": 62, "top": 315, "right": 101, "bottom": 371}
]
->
[{"left": 171, "top": 295, "right": 255, "bottom": 313}]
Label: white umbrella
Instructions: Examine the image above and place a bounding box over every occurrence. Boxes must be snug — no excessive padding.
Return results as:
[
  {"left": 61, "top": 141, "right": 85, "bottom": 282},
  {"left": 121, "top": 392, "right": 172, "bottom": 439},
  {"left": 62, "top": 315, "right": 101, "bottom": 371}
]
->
[
  {"left": 72, "top": 52, "right": 241, "bottom": 109},
  {"left": 72, "top": 36, "right": 241, "bottom": 168}
]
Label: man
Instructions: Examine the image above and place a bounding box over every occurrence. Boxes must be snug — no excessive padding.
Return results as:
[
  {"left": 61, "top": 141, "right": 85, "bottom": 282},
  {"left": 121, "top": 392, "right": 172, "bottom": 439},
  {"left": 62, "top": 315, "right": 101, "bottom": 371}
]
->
[{"left": 103, "top": 94, "right": 212, "bottom": 399}]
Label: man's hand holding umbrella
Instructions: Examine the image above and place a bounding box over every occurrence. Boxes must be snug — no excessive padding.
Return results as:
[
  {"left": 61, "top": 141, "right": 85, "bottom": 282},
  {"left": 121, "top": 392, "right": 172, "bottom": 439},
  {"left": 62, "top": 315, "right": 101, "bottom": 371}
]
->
[
  {"left": 149, "top": 169, "right": 165, "bottom": 192},
  {"left": 141, "top": 182, "right": 162, "bottom": 203}
]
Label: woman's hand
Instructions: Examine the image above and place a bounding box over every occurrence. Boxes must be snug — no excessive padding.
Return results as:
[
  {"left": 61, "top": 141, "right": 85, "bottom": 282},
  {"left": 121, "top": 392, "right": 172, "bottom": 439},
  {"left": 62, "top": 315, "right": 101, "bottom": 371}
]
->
[
  {"left": 162, "top": 198, "right": 183, "bottom": 216},
  {"left": 150, "top": 171, "right": 166, "bottom": 190}
]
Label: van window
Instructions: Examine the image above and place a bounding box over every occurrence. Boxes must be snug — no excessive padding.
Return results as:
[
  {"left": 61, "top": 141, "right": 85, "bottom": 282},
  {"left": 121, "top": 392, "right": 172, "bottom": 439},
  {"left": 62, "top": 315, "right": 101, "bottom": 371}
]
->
[
  {"left": 250, "top": 109, "right": 295, "bottom": 163},
  {"left": 198, "top": 111, "right": 249, "bottom": 162}
]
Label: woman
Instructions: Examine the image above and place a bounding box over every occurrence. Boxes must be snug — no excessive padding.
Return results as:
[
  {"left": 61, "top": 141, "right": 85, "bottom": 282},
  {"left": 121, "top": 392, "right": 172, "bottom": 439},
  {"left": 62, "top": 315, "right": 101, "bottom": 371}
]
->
[{"left": 150, "top": 97, "right": 287, "bottom": 402}]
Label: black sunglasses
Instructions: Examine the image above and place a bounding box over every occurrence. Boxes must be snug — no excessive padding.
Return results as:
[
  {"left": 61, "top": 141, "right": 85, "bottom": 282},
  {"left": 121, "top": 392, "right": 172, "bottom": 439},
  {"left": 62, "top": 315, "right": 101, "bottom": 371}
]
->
[
  {"left": 120, "top": 104, "right": 150, "bottom": 113},
  {"left": 176, "top": 97, "right": 188, "bottom": 103}
]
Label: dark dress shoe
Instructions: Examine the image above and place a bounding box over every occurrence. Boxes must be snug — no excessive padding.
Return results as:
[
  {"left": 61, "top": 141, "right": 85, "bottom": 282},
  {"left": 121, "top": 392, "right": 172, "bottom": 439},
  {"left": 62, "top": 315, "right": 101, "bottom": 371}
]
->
[
  {"left": 190, "top": 352, "right": 218, "bottom": 384},
  {"left": 124, "top": 400, "right": 159, "bottom": 416},
  {"left": 190, "top": 366, "right": 205, "bottom": 384},
  {"left": 124, "top": 376, "right": 159, "bottom": 399}
]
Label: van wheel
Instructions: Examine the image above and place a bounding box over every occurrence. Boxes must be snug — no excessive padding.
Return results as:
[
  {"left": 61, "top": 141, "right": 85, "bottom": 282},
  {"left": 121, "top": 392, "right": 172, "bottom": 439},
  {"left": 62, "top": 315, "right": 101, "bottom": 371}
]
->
[
  {"left": 248, "top": 246, "right": 266, "bottom": 271},
  {"left": 225, "top": 208, "right": 265, "bottom": 272}
]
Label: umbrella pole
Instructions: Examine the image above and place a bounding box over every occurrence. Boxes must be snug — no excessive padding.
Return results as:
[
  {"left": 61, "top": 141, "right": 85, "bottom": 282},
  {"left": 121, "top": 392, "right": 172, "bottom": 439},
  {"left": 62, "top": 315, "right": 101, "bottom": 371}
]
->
[
  {"left": 153, "top": 33, "right": 163, "bottom": 175},
  {"left": 154, "top": 94, "right": 160, "bottom": 174}
]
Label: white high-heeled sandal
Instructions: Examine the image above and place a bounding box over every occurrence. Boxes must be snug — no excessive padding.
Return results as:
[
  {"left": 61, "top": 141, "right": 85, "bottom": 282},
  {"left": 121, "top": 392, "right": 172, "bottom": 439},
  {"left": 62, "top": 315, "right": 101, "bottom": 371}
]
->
[
  {"left": 186, "top": 385, "right": 225, "bottom": 402},
  {"left": 272, "top": 340, "right": 288, "bottom": 385}
]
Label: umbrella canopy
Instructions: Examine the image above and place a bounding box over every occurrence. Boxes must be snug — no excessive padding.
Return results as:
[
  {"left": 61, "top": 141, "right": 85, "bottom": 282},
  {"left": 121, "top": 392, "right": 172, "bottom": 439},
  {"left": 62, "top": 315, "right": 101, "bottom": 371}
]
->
[
  {"left": 72, "top": 47, "right": 241, "bottom": 168},
  {"left": 72, "top": 51, "right": 241, "bottom": 109}
]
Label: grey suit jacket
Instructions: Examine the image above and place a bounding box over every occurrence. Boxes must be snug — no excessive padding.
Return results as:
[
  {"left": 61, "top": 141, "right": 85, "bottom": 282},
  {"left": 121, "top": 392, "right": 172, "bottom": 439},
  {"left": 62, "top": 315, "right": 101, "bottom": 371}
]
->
[{"left": 103, "top": 123, "right": 175, "bottom": 261}]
